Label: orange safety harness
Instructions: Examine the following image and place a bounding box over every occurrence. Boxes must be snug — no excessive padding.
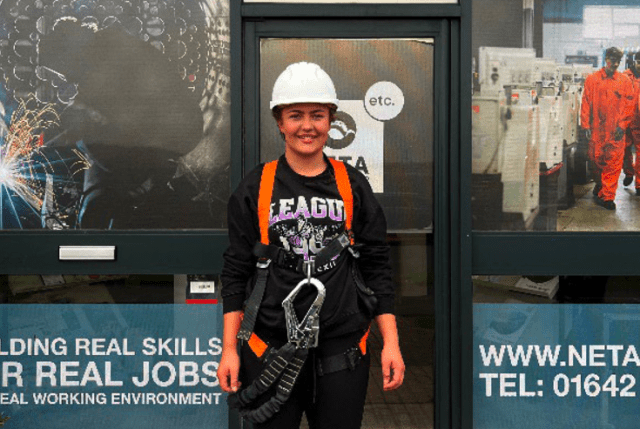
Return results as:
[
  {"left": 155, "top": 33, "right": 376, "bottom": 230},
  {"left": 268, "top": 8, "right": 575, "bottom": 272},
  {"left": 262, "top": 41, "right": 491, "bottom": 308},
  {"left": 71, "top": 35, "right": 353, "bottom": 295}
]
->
[
  {"left": 228, "top": 158, "right": 371, "bottom": 424},
  {"left": 238, "top": 158, "right": 362, "bottom": 343}
]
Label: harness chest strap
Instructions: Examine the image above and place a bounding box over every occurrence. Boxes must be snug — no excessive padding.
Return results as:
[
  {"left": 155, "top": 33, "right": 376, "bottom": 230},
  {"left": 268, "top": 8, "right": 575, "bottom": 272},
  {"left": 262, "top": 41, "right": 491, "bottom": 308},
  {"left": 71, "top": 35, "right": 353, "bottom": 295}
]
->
[{"left": 252, "top": 231, "right": 351, "bottom": 274}]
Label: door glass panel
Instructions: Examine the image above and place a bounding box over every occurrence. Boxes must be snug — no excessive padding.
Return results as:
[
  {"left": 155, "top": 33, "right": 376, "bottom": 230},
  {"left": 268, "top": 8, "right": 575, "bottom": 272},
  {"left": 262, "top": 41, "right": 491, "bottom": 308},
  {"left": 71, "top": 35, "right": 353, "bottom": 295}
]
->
[
  {"left": 0, "top": 0, "right": 231, "bottom": 230},
  {"left": 260, "top": 38, "right": 433, "bottom": 231},
  {"left": 260, "top": 38, "right": 434, "bottom": 428}
]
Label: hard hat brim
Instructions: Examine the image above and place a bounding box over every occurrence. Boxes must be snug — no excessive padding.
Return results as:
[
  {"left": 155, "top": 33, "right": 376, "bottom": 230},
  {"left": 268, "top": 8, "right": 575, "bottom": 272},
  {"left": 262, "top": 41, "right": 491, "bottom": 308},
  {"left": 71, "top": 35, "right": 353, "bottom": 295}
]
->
[{"left": 270, "top": 98, "right": 339, "bottom": 110}]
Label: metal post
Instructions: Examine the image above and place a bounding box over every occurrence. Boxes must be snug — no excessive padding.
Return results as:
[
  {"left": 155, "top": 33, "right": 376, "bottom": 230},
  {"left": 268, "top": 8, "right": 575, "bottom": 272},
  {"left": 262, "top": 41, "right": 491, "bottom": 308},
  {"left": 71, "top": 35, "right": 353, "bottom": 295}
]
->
[{"left": 523, "top": 0, "right": 534, "bottom": 49}]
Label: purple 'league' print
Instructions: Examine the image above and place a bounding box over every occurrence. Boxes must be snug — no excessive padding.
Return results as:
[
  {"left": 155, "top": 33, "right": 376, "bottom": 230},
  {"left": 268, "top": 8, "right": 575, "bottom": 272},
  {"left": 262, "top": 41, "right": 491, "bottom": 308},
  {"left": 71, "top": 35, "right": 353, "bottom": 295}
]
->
[{"left": 0, "top": 0, "right": 230, "bottom": 229}]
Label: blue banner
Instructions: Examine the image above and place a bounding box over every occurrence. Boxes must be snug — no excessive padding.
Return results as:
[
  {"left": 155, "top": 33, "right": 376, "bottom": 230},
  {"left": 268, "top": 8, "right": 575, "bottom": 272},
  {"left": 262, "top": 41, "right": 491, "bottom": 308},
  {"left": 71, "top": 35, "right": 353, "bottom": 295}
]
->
[
  {"left": 474, "top": 304, "right": 640, "bottom": 429},
  {"left": 0, "top": 304, "right": 226, "bottom": 428}
]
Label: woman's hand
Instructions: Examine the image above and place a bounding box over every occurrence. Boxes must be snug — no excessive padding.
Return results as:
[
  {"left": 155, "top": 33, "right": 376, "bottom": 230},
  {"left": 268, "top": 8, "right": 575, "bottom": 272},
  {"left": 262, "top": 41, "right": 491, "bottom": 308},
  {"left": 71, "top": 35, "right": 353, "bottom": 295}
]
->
[
  {"left": 218, "top": 311, "right": 244, "bottom": 393},
  {"left": 380, "top": 343, "right": 405, "bottom": 391},
  {"left": 218, "top": 349, "right": 241, "bottom": 393},
  {"left": 375, "top": 313, "right": 405, "bottom": 391}
]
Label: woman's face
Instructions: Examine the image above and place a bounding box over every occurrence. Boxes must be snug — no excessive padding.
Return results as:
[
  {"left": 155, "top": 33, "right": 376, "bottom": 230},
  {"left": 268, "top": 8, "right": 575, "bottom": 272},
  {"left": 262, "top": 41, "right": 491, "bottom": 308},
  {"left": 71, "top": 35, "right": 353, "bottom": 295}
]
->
[{"left": 277, "top": 103, "right": 332, "bottom": 160}]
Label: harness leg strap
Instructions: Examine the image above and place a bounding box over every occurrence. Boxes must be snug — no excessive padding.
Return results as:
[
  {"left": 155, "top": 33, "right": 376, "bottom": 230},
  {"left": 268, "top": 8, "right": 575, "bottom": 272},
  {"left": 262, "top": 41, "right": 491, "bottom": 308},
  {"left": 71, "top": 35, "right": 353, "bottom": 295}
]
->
[
  {"left": 316, "top": 346, "right": 364, "bottom": 376},
  {"left": 316, "top": 328, "right": 369, "bottom": 376}
]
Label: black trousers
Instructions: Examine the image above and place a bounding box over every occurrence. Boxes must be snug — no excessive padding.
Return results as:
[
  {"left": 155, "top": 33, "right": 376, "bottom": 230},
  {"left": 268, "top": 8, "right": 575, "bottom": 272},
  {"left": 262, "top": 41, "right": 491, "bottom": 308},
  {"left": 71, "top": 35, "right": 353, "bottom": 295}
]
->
[{"left": 239, "top": 331, "right": 370, "bottom": 429}]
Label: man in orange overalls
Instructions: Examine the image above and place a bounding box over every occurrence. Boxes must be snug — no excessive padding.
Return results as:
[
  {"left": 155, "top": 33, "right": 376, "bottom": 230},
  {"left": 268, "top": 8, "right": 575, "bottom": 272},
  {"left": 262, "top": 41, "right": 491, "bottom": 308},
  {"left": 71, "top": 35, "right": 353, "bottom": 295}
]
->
[
  {"left": 581, "top": 47, "right": 635, "bottom": 210},
  {"left": 621, "top": 51, "right": 640, "bottom": 194}
]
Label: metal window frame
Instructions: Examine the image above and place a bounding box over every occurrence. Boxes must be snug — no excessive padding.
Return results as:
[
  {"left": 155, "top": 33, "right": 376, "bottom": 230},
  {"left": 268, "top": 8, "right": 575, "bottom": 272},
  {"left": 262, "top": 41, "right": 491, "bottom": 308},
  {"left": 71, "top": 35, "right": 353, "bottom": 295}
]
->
[{"left": 0, "top": 231, "right": 228, "bottom": 274}]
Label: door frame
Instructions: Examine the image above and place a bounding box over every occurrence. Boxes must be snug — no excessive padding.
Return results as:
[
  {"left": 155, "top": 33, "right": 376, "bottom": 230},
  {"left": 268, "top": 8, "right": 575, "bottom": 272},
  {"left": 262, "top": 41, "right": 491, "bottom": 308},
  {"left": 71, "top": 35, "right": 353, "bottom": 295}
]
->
[{"left": 233, "top": 15, "right": 459, "bottom": 429}]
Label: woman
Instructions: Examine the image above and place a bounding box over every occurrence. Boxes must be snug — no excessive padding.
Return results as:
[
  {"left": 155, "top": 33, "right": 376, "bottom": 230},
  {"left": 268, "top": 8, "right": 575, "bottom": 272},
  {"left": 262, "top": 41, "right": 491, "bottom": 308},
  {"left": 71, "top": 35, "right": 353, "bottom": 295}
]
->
[{"left": 218, "top": 62, "right": 404, "bottom": 429}]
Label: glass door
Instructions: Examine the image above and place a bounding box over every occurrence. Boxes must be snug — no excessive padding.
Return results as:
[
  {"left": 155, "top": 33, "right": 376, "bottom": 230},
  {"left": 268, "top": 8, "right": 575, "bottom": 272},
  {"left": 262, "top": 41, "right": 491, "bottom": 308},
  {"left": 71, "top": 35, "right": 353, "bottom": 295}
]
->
[{"left": 242, "top": 18, "right": 449, "bottom": 427}]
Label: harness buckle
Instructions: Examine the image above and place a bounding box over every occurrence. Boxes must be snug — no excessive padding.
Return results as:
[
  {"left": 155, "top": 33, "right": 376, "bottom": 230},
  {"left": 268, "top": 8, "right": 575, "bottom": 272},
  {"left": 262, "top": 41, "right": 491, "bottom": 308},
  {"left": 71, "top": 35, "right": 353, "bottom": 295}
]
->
[
  {"left": 256, "top": 258, "right": 271, "bottom": 269},
  {"left": 345, "top": 347, "right": 361, "bottom": 370},
  {"left": 338, "top": 232, "right": 351, "bottom": 247},
  {"left": 282, "top": 277, "right": 325, "bottom": 350},
  {"left": 280, "top": 251, "right": 298, "bottom": 270},
  {"left": 348, "top": 247, "right": 360, "bottom": 259}
]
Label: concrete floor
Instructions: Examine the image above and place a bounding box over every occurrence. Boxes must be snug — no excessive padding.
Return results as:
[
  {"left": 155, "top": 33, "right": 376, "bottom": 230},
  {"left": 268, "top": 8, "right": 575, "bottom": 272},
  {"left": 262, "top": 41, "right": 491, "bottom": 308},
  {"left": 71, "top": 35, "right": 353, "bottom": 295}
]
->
[
  {"left": 362, "top": 315, "right": 434, "bottom": 429},
  {"left": 558, "top": 174, "right": 640, "bottom": 231}
]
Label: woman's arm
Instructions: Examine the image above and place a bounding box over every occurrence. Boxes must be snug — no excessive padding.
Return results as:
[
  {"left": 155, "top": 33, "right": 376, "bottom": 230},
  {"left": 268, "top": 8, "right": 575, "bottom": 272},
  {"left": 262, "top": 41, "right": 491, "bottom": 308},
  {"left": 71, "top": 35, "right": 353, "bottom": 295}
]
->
[
  {"left": 347, "top": 167, "right": 404, "bottom": 389},
  {"left": 218, "top": 167, "right": 264, "bottom": 393},
  {"left": 217, "top": 310, "right": 243, "bottom": 393},
  {"left": 375, "top": 313, "right": 405, "bottom": 391}
]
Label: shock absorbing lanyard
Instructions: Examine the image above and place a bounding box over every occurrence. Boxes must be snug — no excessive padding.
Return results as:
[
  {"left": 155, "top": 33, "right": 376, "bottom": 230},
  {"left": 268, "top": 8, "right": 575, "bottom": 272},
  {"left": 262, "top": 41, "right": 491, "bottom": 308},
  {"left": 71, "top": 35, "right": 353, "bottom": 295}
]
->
[{"left": 229, "top": 275, "right": 326, "bottom": 424}]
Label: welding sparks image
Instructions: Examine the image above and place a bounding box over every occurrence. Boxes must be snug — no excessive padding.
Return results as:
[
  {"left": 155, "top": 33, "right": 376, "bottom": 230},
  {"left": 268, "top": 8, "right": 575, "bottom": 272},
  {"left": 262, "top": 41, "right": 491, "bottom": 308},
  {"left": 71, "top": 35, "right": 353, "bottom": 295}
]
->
[
  {"left": 0, "top": 95, "right": 90, "bottom": 229},
  {"left": 0, "top": 0, "right": 231, "bottom": 230}
]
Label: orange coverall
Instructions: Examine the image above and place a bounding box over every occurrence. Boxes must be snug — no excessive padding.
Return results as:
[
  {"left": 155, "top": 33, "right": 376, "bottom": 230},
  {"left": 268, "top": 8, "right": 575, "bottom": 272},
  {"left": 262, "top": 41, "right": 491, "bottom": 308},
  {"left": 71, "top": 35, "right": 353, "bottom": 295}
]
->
[
  {"left": 622, "top": 68, "right": 640, "bottom": 188},
  {"left": 581, "top": 68, "right": 635, "bottom": 201}
]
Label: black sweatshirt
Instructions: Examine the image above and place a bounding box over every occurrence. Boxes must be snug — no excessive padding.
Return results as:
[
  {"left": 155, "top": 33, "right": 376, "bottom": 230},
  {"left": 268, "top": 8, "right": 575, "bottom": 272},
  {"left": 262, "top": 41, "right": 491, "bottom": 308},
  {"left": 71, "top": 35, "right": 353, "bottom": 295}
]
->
[{"left": 221, "top": 154, "right": 395, "bottom": 340}]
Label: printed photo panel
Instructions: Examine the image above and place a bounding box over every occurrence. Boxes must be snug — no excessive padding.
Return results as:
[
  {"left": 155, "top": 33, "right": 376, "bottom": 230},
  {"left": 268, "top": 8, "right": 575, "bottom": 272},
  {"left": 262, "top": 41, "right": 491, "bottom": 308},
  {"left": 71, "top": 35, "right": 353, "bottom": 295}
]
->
[
  {"left": 0, "top": 0, "right": 230, "bottom": 230},
  {"left": 472, "top": 0, "right": 640, "bottom": 231},
  {"left": 0, "top": 274, "right": 225, "bottom": 428},
  {"left": 473, "top": 275, "right": 640, "bottom": 429}
]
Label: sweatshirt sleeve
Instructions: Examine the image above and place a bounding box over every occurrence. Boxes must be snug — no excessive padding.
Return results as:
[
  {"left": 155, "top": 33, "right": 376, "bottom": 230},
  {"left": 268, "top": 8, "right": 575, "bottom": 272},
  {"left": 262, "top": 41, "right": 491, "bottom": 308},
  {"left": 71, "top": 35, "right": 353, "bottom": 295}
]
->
[
  {"left": 580, "top": 74, "right": 593, "bottom": 131},
  {"left": 618, "top": 74, "right": 635, "bottom": 131},
  {"left": 220, "top": 166, "right": 262, "bottom": 314},
  {"left": 348, "top": 166, "right": 396, "bottom": 316}
]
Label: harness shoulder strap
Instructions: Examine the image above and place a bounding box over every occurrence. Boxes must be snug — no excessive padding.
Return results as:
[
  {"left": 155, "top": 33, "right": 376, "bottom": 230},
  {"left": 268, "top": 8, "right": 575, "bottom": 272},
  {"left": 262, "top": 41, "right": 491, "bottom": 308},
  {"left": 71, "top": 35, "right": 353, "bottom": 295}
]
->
[
  {"left": 258, "top": 160, "right": 279, "bottom": 245},
  {"left": 237, "top": 161, "right": 278, "bottom": 342},
  {"left": 328, "top": 158, "right": 354, "bottom": 239},
  {"left": 258, "top": 158, "right": 354, "bottom": 245}
]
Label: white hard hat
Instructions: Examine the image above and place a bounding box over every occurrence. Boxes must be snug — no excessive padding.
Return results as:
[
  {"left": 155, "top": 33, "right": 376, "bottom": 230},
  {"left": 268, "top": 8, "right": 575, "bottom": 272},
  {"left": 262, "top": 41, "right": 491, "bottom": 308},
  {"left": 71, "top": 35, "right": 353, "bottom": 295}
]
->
[{"left": 270, "top": 62, "right": 339, "bottom": 110}]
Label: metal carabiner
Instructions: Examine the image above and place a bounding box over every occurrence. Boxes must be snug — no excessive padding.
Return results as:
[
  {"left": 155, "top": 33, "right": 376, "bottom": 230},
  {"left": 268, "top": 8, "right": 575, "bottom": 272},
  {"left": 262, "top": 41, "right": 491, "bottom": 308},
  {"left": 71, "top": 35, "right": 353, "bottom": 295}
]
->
[{"left": 282, "top": 276, "right": 326, "bottom": 349}]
